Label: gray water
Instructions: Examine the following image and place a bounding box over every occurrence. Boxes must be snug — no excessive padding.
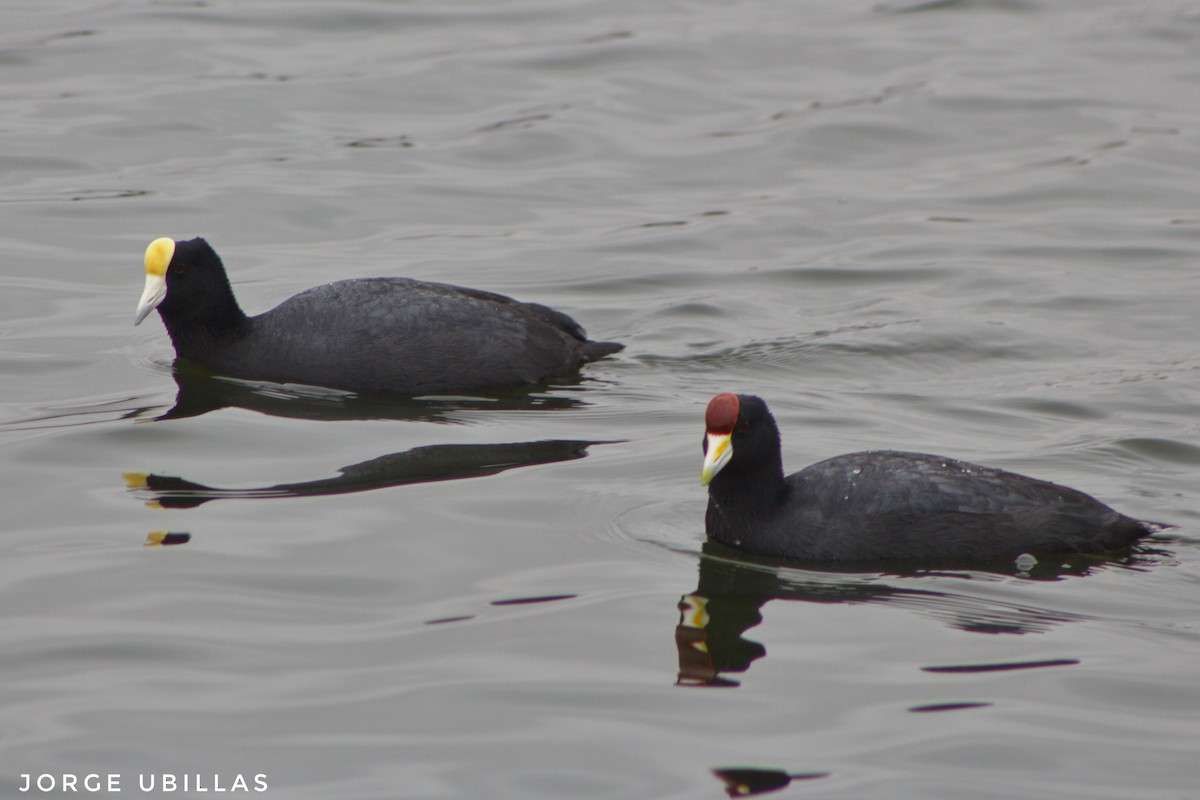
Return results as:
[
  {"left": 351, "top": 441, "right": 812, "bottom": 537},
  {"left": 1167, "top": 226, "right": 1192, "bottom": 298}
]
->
[{"left": 2, "top": 1, "right": 1199, "bottom": 798}]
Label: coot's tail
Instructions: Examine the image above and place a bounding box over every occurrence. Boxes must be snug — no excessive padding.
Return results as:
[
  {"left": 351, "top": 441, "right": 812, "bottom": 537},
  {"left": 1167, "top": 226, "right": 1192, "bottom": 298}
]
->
[
  {"left": 1136, "top": 519, "right": 1174, "bottom": 536},
  {"left": 1100, "top": 516, "right": 1172, "bottom": 552},
  {"left": 582, "top": 340, "right": 624, "bottom": 362},
  {"left": 520, "top": 301, "right": 624, "bottom": 363}
]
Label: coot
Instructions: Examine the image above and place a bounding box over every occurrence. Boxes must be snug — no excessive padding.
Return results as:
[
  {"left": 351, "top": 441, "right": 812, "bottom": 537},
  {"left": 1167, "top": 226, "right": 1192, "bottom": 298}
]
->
[
  {"left": 700, "top": 393, "right": 1159, "bottom": 562},
  {"left": 134, "top": 237, "right": 623, "bottom": 394}
]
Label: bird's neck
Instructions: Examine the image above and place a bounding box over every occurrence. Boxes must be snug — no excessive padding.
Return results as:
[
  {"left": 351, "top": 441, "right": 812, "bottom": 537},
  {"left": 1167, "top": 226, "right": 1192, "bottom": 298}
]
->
[
  {"left": 705, "top": 456, "right": 789, "bottom": 544},
  {"left": 162, "top": 298, "right": 251, "bottom": 362}
]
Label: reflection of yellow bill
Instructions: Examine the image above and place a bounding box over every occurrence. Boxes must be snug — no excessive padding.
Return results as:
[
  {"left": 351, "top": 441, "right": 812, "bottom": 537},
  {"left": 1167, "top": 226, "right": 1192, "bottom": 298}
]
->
[
  {"left": 122, "top": 472, "right": 148, "bottom": 489},
  {"left": 678, "top": 594, "right": 710, "bottom": 631},
  {"left": 144, "top": 531, "right": 191, "bottom": 547},
  {"left": 122, "top": 473, "right": 162, "bottom": 509}
]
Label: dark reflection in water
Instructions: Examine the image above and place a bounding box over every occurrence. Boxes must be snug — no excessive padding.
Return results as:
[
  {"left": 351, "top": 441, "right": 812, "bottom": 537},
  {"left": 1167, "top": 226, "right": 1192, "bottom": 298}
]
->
[
  {"left": 920, "top": 658, "right": 1079, "bottom": 674},
  {"left": 907, "top": 701, "right": 993, "bottom": 713},
  {"left": 675, "top": 540, "right": 1164, "bottom": 687},
  {"left": 425, "top": 592, "right": 576, "bottom": 626},
  {"left": 125, "top": 440, "right": 609, "bottom": 509},
  {"left": 155, "top": 362, "right": 601, "bottom": 423},
  {"left": 710, "top": 767, "right": 830, "bottom": 797},
  {"left": 143, "top": 531, "right": 191, "bottom": 547},
  {"left": 0, "top": 365, "right": 606, "bottom": 433},
  {"left": 490, "top": 594, "right": 577, "bottom": 606}
]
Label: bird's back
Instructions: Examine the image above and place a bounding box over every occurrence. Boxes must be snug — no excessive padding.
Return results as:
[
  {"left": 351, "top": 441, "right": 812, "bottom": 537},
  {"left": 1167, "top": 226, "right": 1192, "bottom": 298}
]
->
[
  {"left": 209, "top": 277, "right": 617, "bottom": 394},
  {"left": 758, "top": 451, "right": 1151, "bottom": 561}
]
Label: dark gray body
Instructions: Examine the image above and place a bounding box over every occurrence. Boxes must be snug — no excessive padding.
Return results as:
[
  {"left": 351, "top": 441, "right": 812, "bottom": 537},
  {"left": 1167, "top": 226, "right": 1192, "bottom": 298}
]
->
[
  {"left": 704, "top": 396, "right": 1157, "bottom": 563},
  {"left": 152, "top": 239, "right": 622, "bottom": 395},
  {"left": 183, "top": 278, "right": 619, "bottom": 394},
  {"left": 707, "top": 450, "right": 1152, "bottom": 562}
]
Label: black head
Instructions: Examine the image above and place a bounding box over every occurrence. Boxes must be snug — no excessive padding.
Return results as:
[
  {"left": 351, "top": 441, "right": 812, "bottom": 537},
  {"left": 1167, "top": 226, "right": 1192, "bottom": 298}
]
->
[
  {"left": 700, "top": 393, "right": 783, "bottom": 486},
  {"left": 135, "top": 237, "right": 244, "bottom": 331}
]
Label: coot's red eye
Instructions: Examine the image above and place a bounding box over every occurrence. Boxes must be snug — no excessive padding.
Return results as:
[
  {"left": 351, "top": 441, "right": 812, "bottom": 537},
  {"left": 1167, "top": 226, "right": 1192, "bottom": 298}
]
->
[{"left": 737, "top": 421, "right": 749, "bottom": 433}]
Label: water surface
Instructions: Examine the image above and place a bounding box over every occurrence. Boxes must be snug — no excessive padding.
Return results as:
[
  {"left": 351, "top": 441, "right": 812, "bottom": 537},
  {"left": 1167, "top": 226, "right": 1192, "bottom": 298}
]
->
[{"left": 2, "top": 1, "right": 1199, "bottom": 798}]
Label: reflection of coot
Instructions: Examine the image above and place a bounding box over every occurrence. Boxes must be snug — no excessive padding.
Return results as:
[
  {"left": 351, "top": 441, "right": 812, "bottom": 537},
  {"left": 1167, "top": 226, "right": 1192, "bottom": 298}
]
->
[
  {"left": 158, "top": 360, "right": 596, "bottom": 423},
  {"left": 124, "top": 440, "right": 606, "bottom": 509},
  {"left": 711, "top": 768, "right": 829, "bottom": 797},
  {"left": 701, "top": 393, "right": 1164, "bottom": 562},
  {"left": 134, "top": 237, "right": 622, "bottom": 395},
  {"left": 675, "top": 540, "right": 1157, "bottom": 686}
]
